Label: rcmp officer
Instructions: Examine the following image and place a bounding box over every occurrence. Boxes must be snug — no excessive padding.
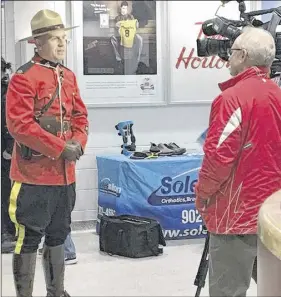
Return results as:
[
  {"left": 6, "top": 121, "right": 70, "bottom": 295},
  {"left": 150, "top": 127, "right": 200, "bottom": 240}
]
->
[{"left": 6, "top": 9, "right": 88, "bottom": 297}]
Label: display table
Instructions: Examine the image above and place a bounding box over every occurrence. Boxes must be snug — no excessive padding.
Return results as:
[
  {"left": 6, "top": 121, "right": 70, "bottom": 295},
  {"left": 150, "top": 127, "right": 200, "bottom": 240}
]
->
[{"left": 96, "top": 153, "right": 206, "bottom": 240}]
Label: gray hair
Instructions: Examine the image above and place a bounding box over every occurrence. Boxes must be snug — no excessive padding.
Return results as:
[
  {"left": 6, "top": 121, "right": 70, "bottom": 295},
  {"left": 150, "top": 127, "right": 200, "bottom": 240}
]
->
[{"left": 237, "top": 26, "right": 276, "bottom": 67}]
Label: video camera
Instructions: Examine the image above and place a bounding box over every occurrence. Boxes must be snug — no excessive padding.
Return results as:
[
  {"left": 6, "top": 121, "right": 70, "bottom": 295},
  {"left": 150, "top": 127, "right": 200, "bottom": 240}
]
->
[{"left": 196, "top": 0, "right": 281, "bottom": 77}]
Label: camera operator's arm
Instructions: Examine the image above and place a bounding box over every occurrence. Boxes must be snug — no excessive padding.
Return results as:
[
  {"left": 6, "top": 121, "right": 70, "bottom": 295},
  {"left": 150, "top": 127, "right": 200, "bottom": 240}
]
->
[{"left": 196, "top": 94, "right": 242, "bottom": 201}]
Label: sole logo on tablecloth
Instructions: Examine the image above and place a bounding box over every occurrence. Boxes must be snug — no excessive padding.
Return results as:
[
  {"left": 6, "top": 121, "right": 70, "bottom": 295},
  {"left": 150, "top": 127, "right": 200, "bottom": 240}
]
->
[
  {"left": 99, "top": 178, "right": 121, "bottom": 197},
  {"left": 147, "top": 167, "right": 201, "bottom": 206},
  {"left": 163, "top": 224, "right": 207, "bottom": 239}
]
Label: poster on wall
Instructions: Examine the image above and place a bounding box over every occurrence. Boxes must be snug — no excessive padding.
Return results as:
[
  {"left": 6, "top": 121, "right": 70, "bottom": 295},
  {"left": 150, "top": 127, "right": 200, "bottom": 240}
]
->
[
  {"left": 72, "top": 1, "right": 165, "bottom": 106},
  {"left": 168, "top": 1, "right": 252, "bottom": 104}
]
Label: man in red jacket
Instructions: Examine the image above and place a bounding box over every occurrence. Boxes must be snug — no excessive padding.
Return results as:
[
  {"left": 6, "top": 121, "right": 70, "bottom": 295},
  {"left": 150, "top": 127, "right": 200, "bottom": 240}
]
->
[
  {"left": 6, "top": 9, "right": 88, "bottom": 297},
  {"left": 196, "top": 26, "right": 281, "bottom": 296}
]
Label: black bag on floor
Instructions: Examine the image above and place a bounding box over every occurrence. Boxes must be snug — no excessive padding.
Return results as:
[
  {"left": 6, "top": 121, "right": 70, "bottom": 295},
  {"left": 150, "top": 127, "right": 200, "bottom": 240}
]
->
[{"left": 99, "top": 214, "right": 166, "bottom": 258}]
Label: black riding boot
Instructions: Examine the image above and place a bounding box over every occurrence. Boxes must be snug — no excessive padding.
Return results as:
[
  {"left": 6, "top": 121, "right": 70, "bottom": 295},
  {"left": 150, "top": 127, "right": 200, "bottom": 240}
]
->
[
  {"left": 13, "top": 253, "right": 37, "bottom": 297},
  {"left": 42, "top": 244, "right": 70, "bottom": 297}
]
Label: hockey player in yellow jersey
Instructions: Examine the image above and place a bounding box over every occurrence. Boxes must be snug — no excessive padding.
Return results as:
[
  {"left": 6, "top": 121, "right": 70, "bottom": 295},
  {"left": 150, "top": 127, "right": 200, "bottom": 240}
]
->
[
  {"left": 110, "top": 1, "right": 143, "bottom": 64},
  {"left": 119, "top": 19, "right": 138, "bottom": 48}
]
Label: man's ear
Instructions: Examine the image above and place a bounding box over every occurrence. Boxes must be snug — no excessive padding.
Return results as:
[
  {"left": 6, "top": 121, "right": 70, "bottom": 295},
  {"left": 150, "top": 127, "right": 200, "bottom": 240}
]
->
[{"left": 241, "top": 49, "right": 248, "bottom": 62}]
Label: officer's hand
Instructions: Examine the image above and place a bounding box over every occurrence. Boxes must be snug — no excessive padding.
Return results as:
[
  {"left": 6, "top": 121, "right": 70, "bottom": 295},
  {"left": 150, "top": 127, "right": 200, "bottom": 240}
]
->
[
  {"left": 61, "top": 141, "right": 82, "bottom": 161},
  {"left": 67, "top": 140, "right": 83, "bottom": 160}
]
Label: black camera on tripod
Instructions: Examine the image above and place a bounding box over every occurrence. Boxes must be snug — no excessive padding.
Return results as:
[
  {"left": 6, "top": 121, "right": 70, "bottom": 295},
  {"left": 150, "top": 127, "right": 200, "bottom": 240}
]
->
[{"left": 196, "top": 0, "right": 281, "bottom": 78}]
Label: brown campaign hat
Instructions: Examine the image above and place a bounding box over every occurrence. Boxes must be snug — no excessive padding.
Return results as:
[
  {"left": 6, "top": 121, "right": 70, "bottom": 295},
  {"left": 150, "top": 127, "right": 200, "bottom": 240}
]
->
[{"left": 19, "top": 9, "right": 78, "bottom": 42}]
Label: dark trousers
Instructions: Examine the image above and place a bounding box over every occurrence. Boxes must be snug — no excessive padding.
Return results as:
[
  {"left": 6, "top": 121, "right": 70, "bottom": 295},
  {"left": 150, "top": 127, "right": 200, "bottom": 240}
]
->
[
  {"left": 1, "top": 159, "right": 15, "bottom": 236},
  {"left": 9, "top": 182, "right": 76, "bottom": 254},
  {"left": 209, "top": 233, "right": 257, "bottom": 297}
]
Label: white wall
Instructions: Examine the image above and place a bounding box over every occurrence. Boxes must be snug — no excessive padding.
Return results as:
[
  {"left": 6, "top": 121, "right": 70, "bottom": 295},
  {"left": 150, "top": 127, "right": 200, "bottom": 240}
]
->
[
  {"left": 1, "top": 2, "right": 6, "bottom": 58},
  {"left": 6, "top": 0, "right": 252, "bottom": 222}
]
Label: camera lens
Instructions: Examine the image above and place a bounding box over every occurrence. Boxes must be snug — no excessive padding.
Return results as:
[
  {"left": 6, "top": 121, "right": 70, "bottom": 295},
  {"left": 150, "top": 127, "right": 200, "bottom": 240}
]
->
[{"left": 197, "top": 38, "right": 232, "bottom": 57}]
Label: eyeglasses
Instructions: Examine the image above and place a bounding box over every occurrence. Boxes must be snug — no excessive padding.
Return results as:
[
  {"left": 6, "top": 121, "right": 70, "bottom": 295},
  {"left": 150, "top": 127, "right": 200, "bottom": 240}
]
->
[{"left": 228, "top": 48, "right": 242, "bottom": 56}]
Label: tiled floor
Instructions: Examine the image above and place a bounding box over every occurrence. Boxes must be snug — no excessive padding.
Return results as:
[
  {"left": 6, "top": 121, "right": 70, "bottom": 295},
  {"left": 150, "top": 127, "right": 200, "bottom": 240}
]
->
[{"left": 1, "top": 232, "right": 257, "bottom": 296}]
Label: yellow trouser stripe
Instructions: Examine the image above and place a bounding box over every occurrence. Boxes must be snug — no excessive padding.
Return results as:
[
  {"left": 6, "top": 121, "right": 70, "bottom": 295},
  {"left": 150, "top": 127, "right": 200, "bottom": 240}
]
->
[{"left": 8, "top": 181, "right": 25, "bottom": 254}]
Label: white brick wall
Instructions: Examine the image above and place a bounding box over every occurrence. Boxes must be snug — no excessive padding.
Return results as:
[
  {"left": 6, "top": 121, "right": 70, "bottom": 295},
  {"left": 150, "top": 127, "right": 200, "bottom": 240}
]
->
[{"left": 74, "top": 148, "right": 97, "bottom": 222}]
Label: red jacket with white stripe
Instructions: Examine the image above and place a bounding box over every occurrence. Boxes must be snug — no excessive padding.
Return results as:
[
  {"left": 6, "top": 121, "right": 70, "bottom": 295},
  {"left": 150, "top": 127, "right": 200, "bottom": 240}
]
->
[{"left": 195, "top": 66, "right": 281, "bottom": 234}]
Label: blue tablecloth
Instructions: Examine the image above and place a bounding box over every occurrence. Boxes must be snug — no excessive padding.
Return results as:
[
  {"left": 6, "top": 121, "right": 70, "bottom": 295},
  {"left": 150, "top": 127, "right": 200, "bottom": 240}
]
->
[{"left": 96, "top": 153, "right": 207, "bottom": 240}]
